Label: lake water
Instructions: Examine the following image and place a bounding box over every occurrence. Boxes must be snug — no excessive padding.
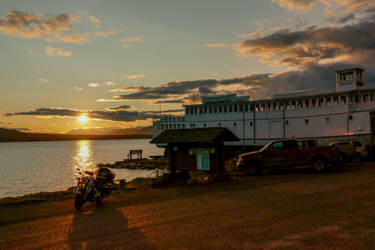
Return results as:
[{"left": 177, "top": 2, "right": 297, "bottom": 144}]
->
[{"left": 0, "top": 139, "right": 164, "bottom": 198}]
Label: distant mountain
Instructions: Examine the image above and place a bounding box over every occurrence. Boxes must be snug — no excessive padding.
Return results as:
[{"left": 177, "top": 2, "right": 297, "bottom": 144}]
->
[
  {"left": 0, "top": 127, "right": 151, "bottom": 142},
  {"left": 67, "top": 126, "right": 152, "bottom": 135}
]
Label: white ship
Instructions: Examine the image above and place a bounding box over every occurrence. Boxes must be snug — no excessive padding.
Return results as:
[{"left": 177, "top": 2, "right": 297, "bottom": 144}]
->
[{"left": 152, "top": 68, "right": 375, "bottom": 148}]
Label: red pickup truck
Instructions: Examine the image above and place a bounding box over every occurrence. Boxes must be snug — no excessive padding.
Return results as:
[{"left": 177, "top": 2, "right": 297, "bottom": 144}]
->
[{"left": 236, "top": 139, "right": 342, "bottom": 175}]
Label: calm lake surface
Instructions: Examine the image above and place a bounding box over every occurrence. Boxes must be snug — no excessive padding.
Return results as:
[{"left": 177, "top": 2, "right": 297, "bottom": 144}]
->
[{"left": 0, "top": 139, "right": 164, "bottom": 198}]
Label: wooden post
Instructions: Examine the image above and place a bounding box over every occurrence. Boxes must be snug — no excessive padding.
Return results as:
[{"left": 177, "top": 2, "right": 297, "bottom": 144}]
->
[{"left": 167, "top": 144, "right": 176, "bottom": 179}]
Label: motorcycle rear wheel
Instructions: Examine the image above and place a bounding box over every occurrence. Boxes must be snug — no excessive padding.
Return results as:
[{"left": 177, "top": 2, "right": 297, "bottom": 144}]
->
[{"left": 74, "top": 194, "right": 85, "bottom": 210}]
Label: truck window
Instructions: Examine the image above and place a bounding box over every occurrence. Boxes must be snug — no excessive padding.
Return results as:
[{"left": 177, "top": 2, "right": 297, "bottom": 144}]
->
[
  {"left": 268, "top": 142, "right": 283, "bottom": 152},
  {"left": 297, "top": 141, "right": 305, "bottom": 149},
  {"left": 283, "top": 141, "right": 297, "bottom": 151},
  {"left": 353, "top": 141, "right": 362, "bottom": 147},
  {"left": 307, "top": 140, "right": 315, "bottom": 148}
]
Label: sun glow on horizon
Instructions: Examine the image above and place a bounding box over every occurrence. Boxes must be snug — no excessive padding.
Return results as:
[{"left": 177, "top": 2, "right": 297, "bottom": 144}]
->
[{"left": 78, "top": 114, "right": 89, "bottom": 124}]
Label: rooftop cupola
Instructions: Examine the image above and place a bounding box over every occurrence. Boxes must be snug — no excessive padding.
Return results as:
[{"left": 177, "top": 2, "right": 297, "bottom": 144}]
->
[{"left": 335, "top": 68, "right": 364, "bottom": 92}]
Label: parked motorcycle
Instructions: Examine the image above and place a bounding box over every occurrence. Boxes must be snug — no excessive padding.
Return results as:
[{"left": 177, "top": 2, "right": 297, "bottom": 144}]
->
[{"left": 73, "top": 167, "right": 115, "bottom": 210}]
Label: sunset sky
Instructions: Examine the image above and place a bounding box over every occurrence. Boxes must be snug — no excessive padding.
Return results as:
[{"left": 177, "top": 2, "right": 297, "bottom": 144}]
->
[{"left": 1, "top": 0, "right": 375, "bottom": 133}]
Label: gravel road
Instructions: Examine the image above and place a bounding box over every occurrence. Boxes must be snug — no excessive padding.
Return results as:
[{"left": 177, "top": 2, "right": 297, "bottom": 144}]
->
[{"left": 1, "top": 163, "right": 375, "bottom": 249}]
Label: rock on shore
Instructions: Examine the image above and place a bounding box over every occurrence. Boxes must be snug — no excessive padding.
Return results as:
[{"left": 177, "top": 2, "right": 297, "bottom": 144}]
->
[{"left": 97, "top": 158, "right": 168, "bottom": 170}]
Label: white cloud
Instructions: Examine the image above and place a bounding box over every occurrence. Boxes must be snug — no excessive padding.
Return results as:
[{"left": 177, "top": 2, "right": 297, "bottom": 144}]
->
[
  {"left": 127, "top": 74, "right": 146, "bottom": 79},
  {"left": 103, "top": 81, "right": 116, "bottom": 86},
  {"left": 38, "top": 78, "right": 49, "bottom": 83},
  {"left": 88, "top": 82, "right": 99, "bottom": 87},
  {"left": 88, "top": 81, "right": 117, "bottom": 88}
]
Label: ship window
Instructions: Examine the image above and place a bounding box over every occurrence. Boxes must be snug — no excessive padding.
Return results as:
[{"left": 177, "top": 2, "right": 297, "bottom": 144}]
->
[
  {"left": 233, "top": 122, "right": 237, "bottom": 127},
  {"left": 298, "top": 100, "right": 303, "bottom": 108},
  {"left": 228, "top": 105, "right": 232, "bottom": 112},
  {"left": 214, "top": 106, "right": 217, "bottom": 113},
  {"left": 341, "top": 96, "right": 346, "bottom": 104},
  {"left": 245, "top": 105, "right": 249, "bottom": 112},
  {"left": 326, "top": 117, "right": 330, "bottom": 122},
  {"left": 199, "top": 106, "right": 203, "bottom": 114},
  {"left": 239, "top": 105, "right": 243, "bottom": 112},
  {"left": 267, "top": 103, "right": 271, "bottom": 110},
  {"left": 250, "top": 121, "right": 253, "bottom": 126},
  {"left": 169, "top": 124, "right": 172, "bottom": 129},
  {"left": 173, "top": 124, "right": 176, "bottom": 129},
  {"left": 234, "top": 105, "right": 238, "bottom": 112},
  {"left": 190, "top": 123, "right": 195, "bottom": 128},
  {"left": 182, "top": 124, "right": 185, "bottom": 128},
  {"left": 219, "top": 106, "right": 222, "bottom": 113},
  {"left": 304, "top": 100, "right": 309, "bottom": 108},
  {"left": 363, "top": 94, "right": 368, "bottom": 102},
  {"left": 349, "top": 115, "right": 353, "bottom": 120},
  {"left": 350, "top": 95, "right": 354, "bottom": 103},
  {"left": 355, "top": 95, "right": 360, "bottom": 103},
  {"left": 318, "top": 98, "right": 324, "bottom": 106},
  {"left": 285, "top": 120, "right": 289, "bottom": 125},
  {"left": 203, "top": 123, "right": 206, "bottom": 128},
  {"left": 371, "top": 93, "right": 374, "bottom": 101},
  {"left": 250, "top": 104, "right": 255, "bottom": 111},
  {"left": 204, "top": 106, "right": 207, "bottom": 113},
  {"left": 209, "top": 106, "right": 213, "bottom": 113},
  {"left": 311, "top": 99, "right": 316, "bottom": 107},
  {"left": 223, "top": 105, "right": 227, "bottom": 113},
  {"left": 305, "top": 119, "right": 309, "bottom": 124},
  {"left": 333, "top": 96, "right": 339, "bottom": 104},
  {"left": 326, "top": 97, "right": 331, "bottom": 104},
  {"left": 218, "top": 122, "right": 221, "bottom": 127}
]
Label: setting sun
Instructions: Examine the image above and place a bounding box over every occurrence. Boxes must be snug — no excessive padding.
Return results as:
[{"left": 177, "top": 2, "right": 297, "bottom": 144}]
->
[{"left": 78, "top": 114, "right": 89, "bottom": 123}]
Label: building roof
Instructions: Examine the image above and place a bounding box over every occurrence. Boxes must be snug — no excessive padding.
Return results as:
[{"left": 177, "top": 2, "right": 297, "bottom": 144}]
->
[{"left": 150, "top": 127, "right": 239, "bottom": 144}]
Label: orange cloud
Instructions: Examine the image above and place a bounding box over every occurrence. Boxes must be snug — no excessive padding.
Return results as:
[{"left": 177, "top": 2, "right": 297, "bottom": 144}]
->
[
  {"left": 88, "top": 16, "right": 101, "bottom": 24},
  {"left": 117, "top": 37, "right": 143, "bottom": 42},
  {"left": 45, "top": 46, "right": 72, "bottom": 56},
  {"left": 95, "top": 29, "right": 119, "bottom": 37},
  {"left": 127, "top": 74, "right": 146, "bottom": 79},
  {"left": 0, "top": 11, "right": 89, "bottom": 44}
]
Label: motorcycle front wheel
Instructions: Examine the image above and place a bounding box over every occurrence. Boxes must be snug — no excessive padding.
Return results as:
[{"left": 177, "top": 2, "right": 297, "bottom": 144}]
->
[{"left": 74, "top": 193, "right": 85, "bottom": 210}]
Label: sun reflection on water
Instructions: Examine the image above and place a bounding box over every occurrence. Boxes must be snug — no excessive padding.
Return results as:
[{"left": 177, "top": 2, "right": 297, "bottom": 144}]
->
[{"left": 73, "top": 140, "right": 96, "bottom": 179}]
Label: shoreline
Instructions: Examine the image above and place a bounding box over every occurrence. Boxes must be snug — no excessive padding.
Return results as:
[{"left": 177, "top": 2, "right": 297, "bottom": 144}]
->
[
  {"left": 0, "top": 176, "right": 153, "bottom": 206},
  {"left": 0, "top": 135, "right": 152, "bottom": 143}
]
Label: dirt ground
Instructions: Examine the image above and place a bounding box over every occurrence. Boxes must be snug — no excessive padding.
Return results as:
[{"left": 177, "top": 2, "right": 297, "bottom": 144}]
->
[{"left": 1, "top": 162, "right": 375, "bottom": 249}]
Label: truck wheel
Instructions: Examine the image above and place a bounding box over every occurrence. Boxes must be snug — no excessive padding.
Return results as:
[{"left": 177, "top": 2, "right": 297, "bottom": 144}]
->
[
  {"left": 340, "top": 152, "right": 347, "bottom": 163},
  {"left": 311, "top": 158, "right": 327, "bottom": 172},
  {"left": 353, "top": 153, "right": 362, "bottom": 162},
  {"left": 246, "top": 163, "right": 262, "bottom": 176},
  {"left": 337, "top": 154, "right": 346, "bottom": 167},
  {"left": 255, "top": 163, "right": 263, "bottom": 175}
]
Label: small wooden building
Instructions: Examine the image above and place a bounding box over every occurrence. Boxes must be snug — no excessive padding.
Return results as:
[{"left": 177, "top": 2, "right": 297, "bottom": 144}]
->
[{"left": 150, "top": 128, "right": 239, "bottom": 175}]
